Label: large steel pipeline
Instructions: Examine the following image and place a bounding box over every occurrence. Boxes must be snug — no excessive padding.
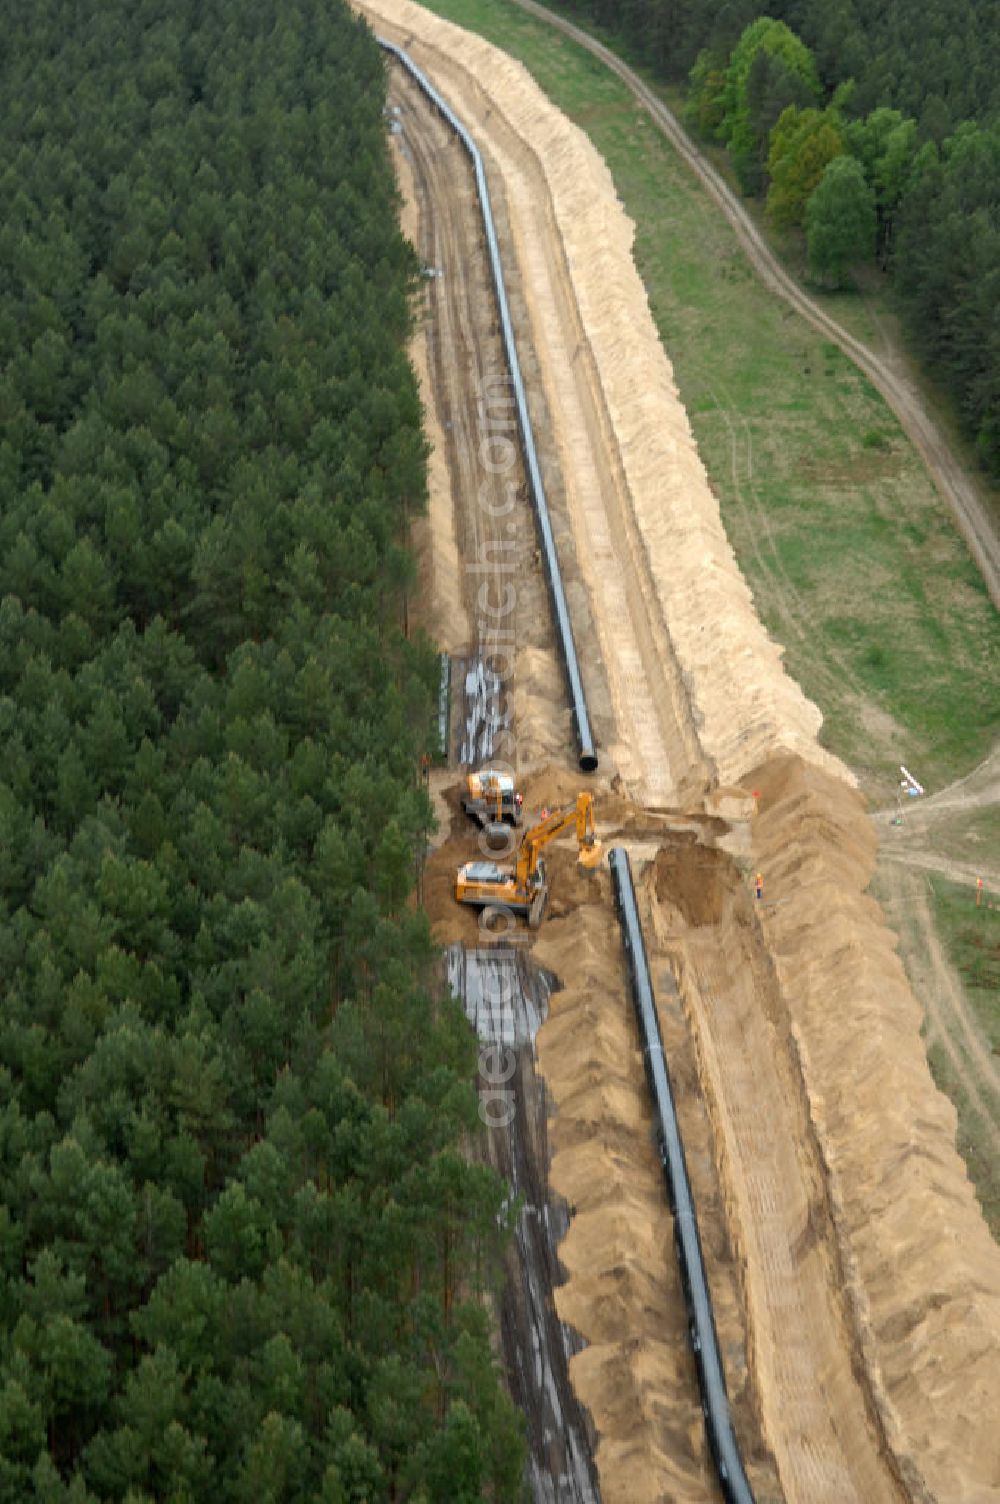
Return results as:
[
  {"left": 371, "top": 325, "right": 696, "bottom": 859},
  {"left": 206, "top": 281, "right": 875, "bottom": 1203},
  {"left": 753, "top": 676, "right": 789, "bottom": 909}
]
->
[
  {"left": 608, "top": 847, "right": 756, "bottom": 1504},
  {"left": 379, "top": 37, "right": 599, "bottom": 772}
]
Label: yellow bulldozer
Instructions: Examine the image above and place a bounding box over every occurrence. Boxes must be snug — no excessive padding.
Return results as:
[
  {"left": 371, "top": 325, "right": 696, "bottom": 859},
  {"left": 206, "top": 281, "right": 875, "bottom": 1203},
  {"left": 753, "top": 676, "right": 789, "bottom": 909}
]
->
[
  {"left": 455, "top": 793, "right": 602, "bottom": 928},
  {"left": 462, "top": 768, "right": 524, "bottom": 837}
]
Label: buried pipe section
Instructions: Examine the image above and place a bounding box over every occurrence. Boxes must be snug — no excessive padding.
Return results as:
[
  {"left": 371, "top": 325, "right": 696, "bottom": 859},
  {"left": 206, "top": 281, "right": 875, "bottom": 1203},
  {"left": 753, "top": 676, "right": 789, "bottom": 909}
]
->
[
  {"left": 609, "top": 847, "right": 756, "bottom": 1504},
  {"left": 379, "top": 38, "right": 598, "bottom": 773},
  {"left": 447, "top": 945, "right": 601, "bottom": 1501}
]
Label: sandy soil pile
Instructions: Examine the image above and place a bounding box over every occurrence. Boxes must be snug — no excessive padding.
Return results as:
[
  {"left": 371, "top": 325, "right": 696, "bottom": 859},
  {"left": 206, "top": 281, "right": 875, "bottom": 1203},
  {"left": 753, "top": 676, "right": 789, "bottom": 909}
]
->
[
  {"left": 532, "top": 896, "right": 719, "bottom": 1504},
  {"left": 642, "top": 836, "right": 909, "bottom": 1503},
  {"left": 533, "top": 879, "right": 783, "bottom": 1503},
  {"left": 510, "top": 646, "right": 576, "bottom": 770},
  {"left": 751, "top": 754, "right": 1000, "bottom": 1503}
]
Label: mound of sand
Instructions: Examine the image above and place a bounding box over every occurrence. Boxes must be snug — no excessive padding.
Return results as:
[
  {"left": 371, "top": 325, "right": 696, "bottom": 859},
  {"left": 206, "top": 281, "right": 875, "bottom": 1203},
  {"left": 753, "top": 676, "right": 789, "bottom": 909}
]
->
[
  {"left": 750, "top": 754, "right": 1000, "bottom": 1503},
  {"left": 532, "top": 900, "right": 722, "bottom": 1503}
]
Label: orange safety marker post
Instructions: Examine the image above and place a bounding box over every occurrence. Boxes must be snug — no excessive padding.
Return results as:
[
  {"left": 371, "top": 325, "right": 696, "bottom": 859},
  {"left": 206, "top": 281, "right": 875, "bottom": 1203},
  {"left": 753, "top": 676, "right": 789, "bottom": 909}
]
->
[{"left": 976, "top": 876, "right": 983, "bottom": 908}]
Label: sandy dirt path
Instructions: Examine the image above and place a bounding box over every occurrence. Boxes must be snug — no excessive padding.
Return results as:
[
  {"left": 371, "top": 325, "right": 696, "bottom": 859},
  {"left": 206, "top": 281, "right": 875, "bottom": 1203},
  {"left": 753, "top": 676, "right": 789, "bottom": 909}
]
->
[
  {"left": 871, "top": 742, "right": 1000, "bottom": 1160},
  {"left": 875, "top": 861, "right": 1000, "bottom": 1141},
  {"left": 512, "top": 0, "right": 1000, "bottom": 611},
  {"left": 390, "top": 114, "right": 470, "bottom": 655}
]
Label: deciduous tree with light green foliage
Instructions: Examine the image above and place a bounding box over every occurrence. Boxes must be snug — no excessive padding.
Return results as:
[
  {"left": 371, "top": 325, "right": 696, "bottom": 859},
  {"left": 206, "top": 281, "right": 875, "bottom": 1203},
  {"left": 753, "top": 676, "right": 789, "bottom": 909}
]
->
[
  {"left": 718, "top": 17, "right": 821, "bottom": 190},
  {"left": 806, "top": 155, "right": 877, "bottom": 286},
  {"left": 766, "top": 105, "right": 846, "bottom": 228}
]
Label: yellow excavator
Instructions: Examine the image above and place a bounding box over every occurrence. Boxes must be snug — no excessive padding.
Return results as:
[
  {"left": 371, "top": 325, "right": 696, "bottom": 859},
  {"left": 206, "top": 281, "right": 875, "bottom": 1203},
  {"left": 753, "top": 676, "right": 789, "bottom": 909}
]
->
[{"left": 455, "top": 793, "right": 602, "bottom": 928}]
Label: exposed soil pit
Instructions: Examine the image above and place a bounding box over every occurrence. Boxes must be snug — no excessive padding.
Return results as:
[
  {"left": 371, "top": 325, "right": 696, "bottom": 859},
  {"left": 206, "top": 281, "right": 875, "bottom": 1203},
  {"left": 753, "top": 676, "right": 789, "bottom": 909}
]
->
[{"left": 651, "top": 834, "right": 732, "bottom": 928}]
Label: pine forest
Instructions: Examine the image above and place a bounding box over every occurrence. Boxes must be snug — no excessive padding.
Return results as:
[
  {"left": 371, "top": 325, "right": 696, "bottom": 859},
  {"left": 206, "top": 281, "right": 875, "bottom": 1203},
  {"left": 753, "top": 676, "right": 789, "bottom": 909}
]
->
[{"left": 0, "top": 1, "right": 524, "bottom": 1498}]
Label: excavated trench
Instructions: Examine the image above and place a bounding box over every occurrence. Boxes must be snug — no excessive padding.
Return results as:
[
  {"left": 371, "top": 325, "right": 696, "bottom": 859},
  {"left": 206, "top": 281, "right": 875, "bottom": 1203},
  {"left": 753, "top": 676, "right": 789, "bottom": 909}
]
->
[
  {"left": 393, "top": 36, "right": 770, "bottom": 1497},
  {"left": 381, "top": 8, "right": 1000, "bottom": 1503},
  {"left": 395, "top": 60, "right": 608, "bottom": 1487}
]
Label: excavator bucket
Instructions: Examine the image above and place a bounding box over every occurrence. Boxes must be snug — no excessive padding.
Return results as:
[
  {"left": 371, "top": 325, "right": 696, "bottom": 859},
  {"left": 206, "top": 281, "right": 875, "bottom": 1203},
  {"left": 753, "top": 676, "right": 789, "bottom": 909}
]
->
[{"left": 577, "top": 839, "right": 603, "bottom": 871}]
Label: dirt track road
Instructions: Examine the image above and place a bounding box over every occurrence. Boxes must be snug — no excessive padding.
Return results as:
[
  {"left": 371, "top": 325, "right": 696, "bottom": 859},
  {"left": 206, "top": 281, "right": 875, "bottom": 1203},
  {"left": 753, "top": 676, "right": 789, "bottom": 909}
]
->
[
  {"left": 513, "top": 0, "right": 1000, "bottom": 611},
  {"left": 876, "top": 862, "right": 1000, "bottom": 1128},
  {"left": 874, "top": 745, "right": 1000, "bottom": 835},
  {"left": 873, "top": 743, "right": 1000, "bottom": 1120}
]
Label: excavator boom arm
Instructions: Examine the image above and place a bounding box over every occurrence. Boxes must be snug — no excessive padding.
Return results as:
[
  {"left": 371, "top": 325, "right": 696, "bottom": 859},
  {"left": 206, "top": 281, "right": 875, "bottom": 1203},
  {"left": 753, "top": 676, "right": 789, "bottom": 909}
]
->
[{"left": 514, "top": 794, "right": 597, "bottom": 886}]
